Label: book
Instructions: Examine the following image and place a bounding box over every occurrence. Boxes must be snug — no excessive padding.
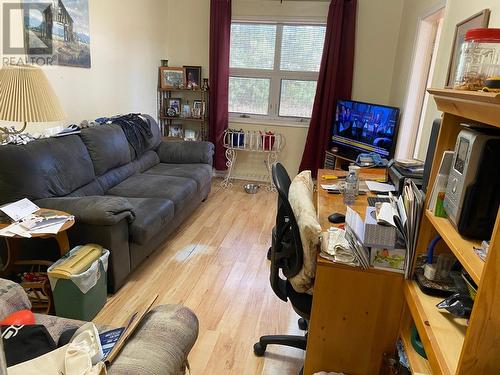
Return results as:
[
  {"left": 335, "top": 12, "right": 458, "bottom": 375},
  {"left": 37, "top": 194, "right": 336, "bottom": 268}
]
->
[
  {"left": 370, "top": 247, "right": 406, "bottom": 273},
  {"left": 100, "top": 327, "right": 126, "bottom": 360}
]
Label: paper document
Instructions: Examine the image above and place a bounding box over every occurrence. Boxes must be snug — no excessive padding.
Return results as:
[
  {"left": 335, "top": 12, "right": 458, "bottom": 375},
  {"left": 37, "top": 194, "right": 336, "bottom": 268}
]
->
[
  {"left": 345, "top": 206, "right": 365, "bottom": 241},
  {"left": 0, "top": 198, "right": 39, "bottom": 221},
  {"left": 0, "top": 214, "right": 72, "bottom": 237},
  {"left": 365, "top": 181, "right": 396, "bottom": 192}
]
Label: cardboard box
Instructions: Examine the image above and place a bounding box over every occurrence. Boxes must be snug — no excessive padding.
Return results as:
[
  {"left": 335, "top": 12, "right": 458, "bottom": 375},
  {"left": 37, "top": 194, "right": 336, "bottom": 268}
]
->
[{"left": 364, "top": 207, "right": 398, "bottom": 248}]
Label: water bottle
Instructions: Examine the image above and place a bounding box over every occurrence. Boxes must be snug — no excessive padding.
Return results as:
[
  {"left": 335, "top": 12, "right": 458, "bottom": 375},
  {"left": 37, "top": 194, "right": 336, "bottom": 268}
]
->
[
  {"left": 348, "top": 165, "right": 360, "bottom": 195},
  {"left": 343, "top": 171, "right": 357, "bottom": 206}
]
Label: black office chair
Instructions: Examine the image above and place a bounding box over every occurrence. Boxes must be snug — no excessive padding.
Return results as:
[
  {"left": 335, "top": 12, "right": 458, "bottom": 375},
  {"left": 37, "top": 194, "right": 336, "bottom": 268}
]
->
[{"left": 253, "top": 163, "right": 313, "bottom": 366}]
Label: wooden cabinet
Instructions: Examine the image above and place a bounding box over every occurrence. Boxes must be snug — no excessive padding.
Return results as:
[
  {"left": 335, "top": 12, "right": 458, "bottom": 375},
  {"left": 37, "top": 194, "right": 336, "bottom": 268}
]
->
[{"left": 399, "top": 89, "right": 500, "bottom": 375}]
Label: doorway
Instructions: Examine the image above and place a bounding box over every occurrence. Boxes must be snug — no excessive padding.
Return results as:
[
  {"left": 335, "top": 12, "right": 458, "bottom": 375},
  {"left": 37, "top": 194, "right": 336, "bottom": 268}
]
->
[{"left": 395, "top": 6, "right": 445, "bottom": 160}]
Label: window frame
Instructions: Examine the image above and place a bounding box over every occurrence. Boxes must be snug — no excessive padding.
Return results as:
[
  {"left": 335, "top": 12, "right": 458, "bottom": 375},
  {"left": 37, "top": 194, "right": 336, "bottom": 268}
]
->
[{"left": 229, "top": 21, "right": 325, "bottom": 124}]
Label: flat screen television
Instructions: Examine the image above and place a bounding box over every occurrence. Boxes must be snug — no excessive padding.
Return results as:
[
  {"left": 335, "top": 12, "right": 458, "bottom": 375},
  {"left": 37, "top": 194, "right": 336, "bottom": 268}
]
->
[{"left": 330, "top": 99, "right": 400, "bottom": 161}]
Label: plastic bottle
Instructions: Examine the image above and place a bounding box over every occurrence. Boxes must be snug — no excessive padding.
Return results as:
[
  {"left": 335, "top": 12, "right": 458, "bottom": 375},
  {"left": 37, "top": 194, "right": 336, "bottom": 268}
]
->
[
  {"left": 348, "top": 165, "right": 360, "bottom": 195},
  {"left": 343, "top": 171, "right": 357, "bottom": 206}
]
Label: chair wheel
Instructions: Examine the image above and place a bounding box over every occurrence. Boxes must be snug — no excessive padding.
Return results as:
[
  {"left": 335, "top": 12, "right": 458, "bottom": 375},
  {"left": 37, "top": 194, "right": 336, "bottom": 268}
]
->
[
  {"left": 267, "top": 247, "right": 271, "bottom": 260},
  {"left": 298, "top": 318, "right": 308, "bottom": 331},
  {"left": 253, "top": 342, "right": 267, "bottom": 357}
]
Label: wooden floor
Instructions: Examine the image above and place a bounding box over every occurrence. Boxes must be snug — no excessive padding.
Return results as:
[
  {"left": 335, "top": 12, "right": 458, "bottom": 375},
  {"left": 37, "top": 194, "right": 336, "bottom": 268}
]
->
[{"left": 94, "top": 179, "right": 304, "bottom": 374}]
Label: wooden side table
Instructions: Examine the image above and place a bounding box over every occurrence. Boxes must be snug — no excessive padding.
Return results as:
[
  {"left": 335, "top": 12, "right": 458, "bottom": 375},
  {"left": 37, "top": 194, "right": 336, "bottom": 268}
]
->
[{"left": 0, "top": 209, "right": 75, "bottom": 314}]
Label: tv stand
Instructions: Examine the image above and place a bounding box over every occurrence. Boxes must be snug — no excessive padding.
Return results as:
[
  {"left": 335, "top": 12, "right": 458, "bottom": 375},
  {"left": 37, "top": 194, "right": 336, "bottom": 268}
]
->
[{"left": 325, "top": 151, "right": 355, "bottom": 170}]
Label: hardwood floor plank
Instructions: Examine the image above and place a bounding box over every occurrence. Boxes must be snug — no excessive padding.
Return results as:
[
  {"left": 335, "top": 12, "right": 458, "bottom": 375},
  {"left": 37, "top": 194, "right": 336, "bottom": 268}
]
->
[{"left": 94, "top": 180, "right": 304, "bottom": 374}]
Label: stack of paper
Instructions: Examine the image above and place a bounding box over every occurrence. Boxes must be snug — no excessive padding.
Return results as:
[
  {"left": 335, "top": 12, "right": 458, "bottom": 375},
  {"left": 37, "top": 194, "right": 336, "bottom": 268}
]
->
[
  {"left": 0, "top": 199, "right": 73, "bottom": 238},
  {"left": 384, "top": 181, "right": 424, "bottom": 278},
  {"left": 344, "top": 181, "right": 424, "bottom": 278},
  {"left": 344, "top": 207, "right": 371, "bottom": 269}
]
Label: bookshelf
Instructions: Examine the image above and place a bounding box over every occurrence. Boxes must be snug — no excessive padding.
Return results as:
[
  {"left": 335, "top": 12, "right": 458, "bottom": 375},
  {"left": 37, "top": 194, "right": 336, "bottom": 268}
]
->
[
  {"left": 157, "top": 87, "right": 209, "bottom": 141},
  {"left": 399, "top": 89, "right": 500, "bottom": 375}
]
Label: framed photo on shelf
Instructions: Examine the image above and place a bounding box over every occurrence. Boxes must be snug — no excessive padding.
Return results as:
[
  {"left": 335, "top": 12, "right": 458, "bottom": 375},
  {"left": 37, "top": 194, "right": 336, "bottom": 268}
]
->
[
  {"left": 167, "top": 98, "right": 181, "bottom": 115},
  {"left": 182, "top": 104, "right": 191, "bottom": 118},
  {"left": 184, "top": 66, "right": 202, "bottom": 88},
  {"left": 159, "top": 67, "right": 184, "bottom": 89},
  {"left": 192, "top": 99, "right": 203, "bottom": 118},
  {"left": 169, "top": 125, "right": 183, "bottom": 138},
  {"left": 445, "top": 9, "right": 490, "bottom": 88},
  {"left": 184, "top": 129, "right": 198, "bottom": 141}
]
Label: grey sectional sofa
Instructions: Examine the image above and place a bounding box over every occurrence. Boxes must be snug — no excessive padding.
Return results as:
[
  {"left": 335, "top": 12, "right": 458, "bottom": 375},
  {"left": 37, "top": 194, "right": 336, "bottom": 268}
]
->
[{"left": 0, "top": 115, "right": 214, "bottom": 292}]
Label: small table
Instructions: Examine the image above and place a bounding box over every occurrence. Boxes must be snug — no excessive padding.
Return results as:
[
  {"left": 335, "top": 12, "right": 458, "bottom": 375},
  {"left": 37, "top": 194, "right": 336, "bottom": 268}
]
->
[{"left": 0, "top": 209, "right": 75, "bottom": 313}]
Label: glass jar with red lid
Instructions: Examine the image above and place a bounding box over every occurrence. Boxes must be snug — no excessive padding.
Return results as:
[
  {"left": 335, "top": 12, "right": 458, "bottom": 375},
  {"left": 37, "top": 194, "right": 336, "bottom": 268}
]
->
[{"left": 453, "top": 28, "right": 500, "bottom": 91}]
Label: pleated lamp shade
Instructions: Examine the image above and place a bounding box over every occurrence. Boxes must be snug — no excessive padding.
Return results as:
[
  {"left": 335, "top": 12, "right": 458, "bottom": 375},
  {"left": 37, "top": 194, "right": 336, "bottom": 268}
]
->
[{"left": 0, "top": 64, "right": 65, "bottom": 123}]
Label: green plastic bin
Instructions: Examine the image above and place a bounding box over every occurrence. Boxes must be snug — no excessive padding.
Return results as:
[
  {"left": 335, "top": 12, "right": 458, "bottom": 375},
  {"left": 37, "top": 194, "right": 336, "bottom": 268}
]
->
[{"left": 48, "top": 246, "right": 109, "bottom": 321}]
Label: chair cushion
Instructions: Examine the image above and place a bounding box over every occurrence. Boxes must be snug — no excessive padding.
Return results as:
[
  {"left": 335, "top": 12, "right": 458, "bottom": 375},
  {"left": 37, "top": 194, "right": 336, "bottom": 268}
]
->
[
  {"left": 106, "top": 174, "right": 197, "bottom": 213},
  {"left": 288, "top": 171, "right": 322, "bottom": 295},
  {"left": 80, "top": 125, "right": 133, "bottom": 176},
  {"left": 286, "top": 281, "right": 312, "bottom": 318},
  {"left": 121, "top": 198, "right": 175, "bottom": 245},
  {"left": 143, "top": 163, "right": 212, "bottom": 191}
]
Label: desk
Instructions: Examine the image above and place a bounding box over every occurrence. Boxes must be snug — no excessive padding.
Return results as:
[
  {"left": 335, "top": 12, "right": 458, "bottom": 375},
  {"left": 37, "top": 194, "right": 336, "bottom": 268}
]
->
[{"left": 304, "top": 169, "right": 404, "bottom": 375}]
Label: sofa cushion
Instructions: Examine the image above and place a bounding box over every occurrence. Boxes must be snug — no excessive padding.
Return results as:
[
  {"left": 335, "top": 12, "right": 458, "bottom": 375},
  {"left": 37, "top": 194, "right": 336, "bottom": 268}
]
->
[
  {"left": 144, "top": 163, "right": 212, "bottom": 191},
  {"left": 106, "top": 174, "right": 197, "bottom": 213},
  {"left": 97, "top": 151, "right": 160, "bottom": 192},
  {"left": 139, "top": 115, "right": 162, "bottom": 154},
  {"left": 0, "top": 136, "right": 95, "bottom": 205},
  {"left": 65, "top": 180, "right": 104, "bottom": 197},
  {"left": 121, "top": 197, "right": 175, "bottom": 245},
  {"left": 80, "top": 125, "right": 133, "bottom": 176}
]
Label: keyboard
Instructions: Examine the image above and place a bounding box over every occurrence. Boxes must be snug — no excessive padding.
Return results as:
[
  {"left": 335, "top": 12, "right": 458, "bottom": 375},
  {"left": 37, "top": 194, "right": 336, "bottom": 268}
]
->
[{"left": 367, "top": 197, "right": 391, "bottom": 206}]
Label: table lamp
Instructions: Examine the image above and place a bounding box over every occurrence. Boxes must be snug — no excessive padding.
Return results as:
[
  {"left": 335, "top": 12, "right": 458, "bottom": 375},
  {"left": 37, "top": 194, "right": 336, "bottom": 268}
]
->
[{"left": 0, "top": 64, "right": 65, "bottom": 139}]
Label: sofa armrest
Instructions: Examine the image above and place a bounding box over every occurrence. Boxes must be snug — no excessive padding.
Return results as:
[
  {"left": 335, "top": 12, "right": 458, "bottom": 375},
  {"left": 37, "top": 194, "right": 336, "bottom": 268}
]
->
[
  {"left": 35, "top": 196, "right": 135, "bottom": 226},
  {"left": 108, "top": 305, "right": 199, "bottom": 375},
  {"left": 0, "top": 279, "right": 31, "bottom": 320},
  {"left": 156, "top": 141, "right": 214, "bottom": 165}
]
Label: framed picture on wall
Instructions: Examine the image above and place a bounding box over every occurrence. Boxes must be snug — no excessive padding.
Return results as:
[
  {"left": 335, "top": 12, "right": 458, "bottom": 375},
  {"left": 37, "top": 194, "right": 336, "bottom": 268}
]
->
[
  {"left": 183, "top": 66, "right": 202, "bottom": 88},
  {"left": 445, "top": 9, "right": 490, "bottom": 88},
  {"left": 159, "top": 67, "right": 184, "bottom": 89}
]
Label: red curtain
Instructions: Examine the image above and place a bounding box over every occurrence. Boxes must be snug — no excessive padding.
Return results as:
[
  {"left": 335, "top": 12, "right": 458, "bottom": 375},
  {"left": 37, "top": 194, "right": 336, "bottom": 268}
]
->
[
  {"left": 299, "top": 0, "right": 357, "bottom": 177},
  {"left": 209, "top": 0, "right": 232, "bottom": 171}
]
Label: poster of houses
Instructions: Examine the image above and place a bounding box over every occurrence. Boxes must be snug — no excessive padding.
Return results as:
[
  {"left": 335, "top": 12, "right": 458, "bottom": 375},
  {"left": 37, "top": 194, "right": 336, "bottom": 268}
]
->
[{"left": 24, "top": 0, "right": 91, "bottom": 68}]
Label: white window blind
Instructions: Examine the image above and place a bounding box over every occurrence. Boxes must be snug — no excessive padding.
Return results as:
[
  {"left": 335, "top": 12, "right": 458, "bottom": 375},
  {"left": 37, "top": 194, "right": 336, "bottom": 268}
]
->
[{"left": 229, "top": 22, "right": 326, "bottom": 122}]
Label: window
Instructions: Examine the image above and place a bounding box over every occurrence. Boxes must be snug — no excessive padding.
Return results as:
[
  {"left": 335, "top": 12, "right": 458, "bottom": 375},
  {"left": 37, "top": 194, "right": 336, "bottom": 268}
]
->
[{"left": 229, "top": 22, "right": 326, "bottom": 122}]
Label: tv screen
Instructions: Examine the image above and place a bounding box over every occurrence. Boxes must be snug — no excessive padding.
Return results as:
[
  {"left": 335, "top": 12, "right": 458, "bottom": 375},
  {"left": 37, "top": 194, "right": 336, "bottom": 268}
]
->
[{"left": 331, "top": 100, "right": 400, "bottom": 161}]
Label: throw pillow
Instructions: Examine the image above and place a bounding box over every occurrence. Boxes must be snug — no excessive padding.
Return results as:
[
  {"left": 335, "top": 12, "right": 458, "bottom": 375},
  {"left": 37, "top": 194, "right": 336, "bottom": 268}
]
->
[{"left": 288, "top": 170, "right": 322, "bottom": 294}]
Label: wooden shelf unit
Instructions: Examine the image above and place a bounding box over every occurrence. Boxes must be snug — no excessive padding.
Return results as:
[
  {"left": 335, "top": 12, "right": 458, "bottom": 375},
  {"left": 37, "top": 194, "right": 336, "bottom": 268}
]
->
[
  {"left": 425, "top": 210, "right": 483, "bottom": 284},
  {"left": 157, "top": 86, "right": 209, "bottom": 141},
  {"left": 400, "top": 309, "right": 432, "bottom": 375},
  {"left": 398, "top": 89, "right": 500, "bottom": 375},
  {"left": 159, "top": 116, "right": 207, "bottom": 123},
  {"left": 405, "top": 281, "right": 467, "bottom": 375}
]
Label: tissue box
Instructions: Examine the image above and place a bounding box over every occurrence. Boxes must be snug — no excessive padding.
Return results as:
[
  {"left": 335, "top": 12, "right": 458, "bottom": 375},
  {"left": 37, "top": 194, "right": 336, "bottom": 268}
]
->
[
  {"left": 370, "top": 247, "right": 406, "bottom": 273},
  {"left": 364, "top": 206, "right": 398, "bottom": 248}
]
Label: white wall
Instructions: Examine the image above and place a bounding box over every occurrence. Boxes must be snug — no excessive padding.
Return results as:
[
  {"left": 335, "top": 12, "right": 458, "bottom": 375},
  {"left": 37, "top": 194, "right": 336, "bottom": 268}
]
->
[
  {"left": 389, "top": 0, "right": 446, "bottom": 110},
  {"left": 1, "top": 0, "right": 168, "bottom": 134},
  {"left": 351, "top": 0, "right": 404, "bottom": 105},
  {"left": 413, "top": 0, "right": 500, "bottom": 159}
]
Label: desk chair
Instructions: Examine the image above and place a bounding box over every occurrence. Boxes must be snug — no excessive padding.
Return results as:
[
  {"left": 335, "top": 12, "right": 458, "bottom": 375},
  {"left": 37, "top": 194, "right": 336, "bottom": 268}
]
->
[{"left": 254, "top": 163, "right": 313, "bottom": 370}]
